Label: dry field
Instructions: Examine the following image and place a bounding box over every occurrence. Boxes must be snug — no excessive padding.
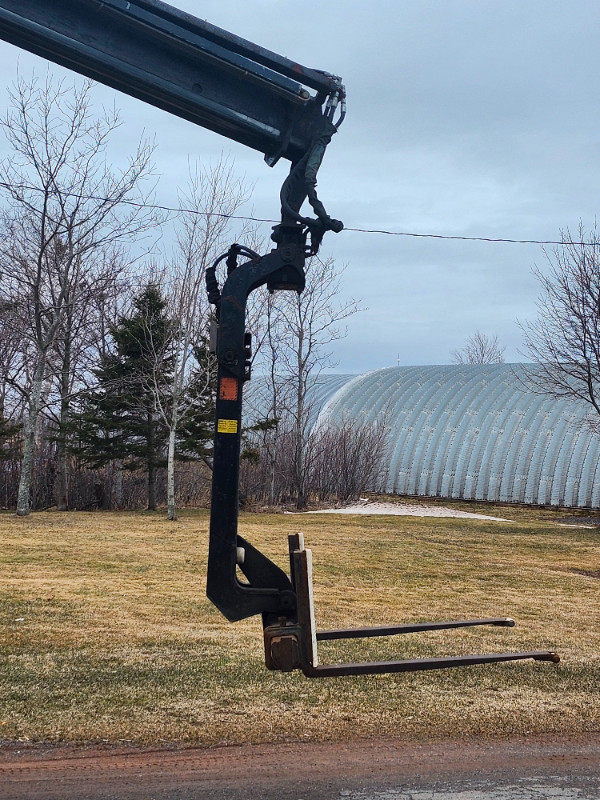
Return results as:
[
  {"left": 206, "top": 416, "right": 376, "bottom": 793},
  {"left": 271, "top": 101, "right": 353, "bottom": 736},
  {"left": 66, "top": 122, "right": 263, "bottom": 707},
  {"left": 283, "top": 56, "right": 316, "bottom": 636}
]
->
[{"left": 0, "top": 503, "right": 598, "bottom": 747}]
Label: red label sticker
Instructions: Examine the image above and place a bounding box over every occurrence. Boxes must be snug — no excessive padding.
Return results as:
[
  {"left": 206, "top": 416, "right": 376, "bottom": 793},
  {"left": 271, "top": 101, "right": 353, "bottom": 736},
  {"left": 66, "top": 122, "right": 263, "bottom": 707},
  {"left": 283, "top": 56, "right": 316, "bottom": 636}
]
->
[{"left": 219, "top": 377, "right": 239, "bottom": 401}]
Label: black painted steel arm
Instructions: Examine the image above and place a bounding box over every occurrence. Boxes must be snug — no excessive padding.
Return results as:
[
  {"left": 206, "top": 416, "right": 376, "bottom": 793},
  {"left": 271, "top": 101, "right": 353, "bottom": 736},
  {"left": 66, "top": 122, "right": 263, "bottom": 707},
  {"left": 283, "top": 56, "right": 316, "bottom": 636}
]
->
[
  {"left": 206, "top": 246, "right": 306, "bottom": 624},
  {"left": 0, "top": 0, "right": 344, "bottom": 165}
]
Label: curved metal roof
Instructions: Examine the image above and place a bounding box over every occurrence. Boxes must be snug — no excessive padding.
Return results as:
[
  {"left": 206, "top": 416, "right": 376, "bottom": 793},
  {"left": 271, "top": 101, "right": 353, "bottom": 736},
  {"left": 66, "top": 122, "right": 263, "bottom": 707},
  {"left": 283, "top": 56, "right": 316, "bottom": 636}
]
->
[
  {"left": 244, "top": 373, "right": 354, "bottom": 428},
  {"left": 312, "top": 364, "right": 600, "bottom": 507}
]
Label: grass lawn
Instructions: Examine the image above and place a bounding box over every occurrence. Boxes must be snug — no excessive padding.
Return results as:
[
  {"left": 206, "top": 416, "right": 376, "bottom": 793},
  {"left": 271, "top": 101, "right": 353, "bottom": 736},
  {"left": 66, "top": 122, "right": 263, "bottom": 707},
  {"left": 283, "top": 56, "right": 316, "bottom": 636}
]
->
[{"left": 0, "top": 503, "right": 598, "bottom": 746}]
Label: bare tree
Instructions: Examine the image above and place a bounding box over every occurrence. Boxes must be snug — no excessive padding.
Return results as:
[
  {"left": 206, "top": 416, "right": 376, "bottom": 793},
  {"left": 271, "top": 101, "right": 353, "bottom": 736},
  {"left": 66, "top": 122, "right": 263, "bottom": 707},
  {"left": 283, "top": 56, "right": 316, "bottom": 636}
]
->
[
  {"left": 0, "top": 73, "right": 157, "bottom": 515},
  {"left": 309, "top": 416, "right": 389, "bottom": 503},
  {"left": 49, "top": 248, "right": 132, "bottom": 510},
  {"left": 261, "top": 256, "right": 360, "bottom": 509},
  {"left": 0, "top": 299, "right": 25, "bottom": 419},
  {"left": 261, "top": 291, "right": 287, "bottom": 505},
  {"left": 149, "top": 159, "right": 251, "bottom": 520},
  {"left": 452, "top": 330, "right": 505, "bottom": 364},
  {"left": 520, "top": 225, "right": 600, "bottom": 426},
  {"left": 238, "top": 290, "right": 289, "bottom": 506}
]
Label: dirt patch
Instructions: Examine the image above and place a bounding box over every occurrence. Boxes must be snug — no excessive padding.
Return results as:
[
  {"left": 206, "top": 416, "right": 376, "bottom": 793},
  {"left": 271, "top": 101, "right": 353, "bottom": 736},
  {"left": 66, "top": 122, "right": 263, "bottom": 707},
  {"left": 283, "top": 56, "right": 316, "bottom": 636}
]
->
[
  {"left": 559, "top": 516, "right": 600, "bottom": 527},
  {"left": 1, "top": 735, "right": 599, "bottom": 800},
  {"left": 573, "top": 568, "right": 600, "bottom": 579}
]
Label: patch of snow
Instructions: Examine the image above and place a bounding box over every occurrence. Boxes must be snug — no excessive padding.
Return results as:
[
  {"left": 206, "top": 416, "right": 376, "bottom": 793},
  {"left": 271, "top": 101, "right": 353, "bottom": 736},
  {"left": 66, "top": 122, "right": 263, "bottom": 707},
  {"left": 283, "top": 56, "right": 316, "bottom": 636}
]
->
[{"left": 302, "top": 502, "right": 508, "bottom": 521}]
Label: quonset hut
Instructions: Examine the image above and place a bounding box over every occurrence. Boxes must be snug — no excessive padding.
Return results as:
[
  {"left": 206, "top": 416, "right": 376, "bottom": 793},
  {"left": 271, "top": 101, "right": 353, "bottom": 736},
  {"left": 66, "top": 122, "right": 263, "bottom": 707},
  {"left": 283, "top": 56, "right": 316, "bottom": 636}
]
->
[{"left": 301, "top": 364, "right": 600, "bottom": 508}]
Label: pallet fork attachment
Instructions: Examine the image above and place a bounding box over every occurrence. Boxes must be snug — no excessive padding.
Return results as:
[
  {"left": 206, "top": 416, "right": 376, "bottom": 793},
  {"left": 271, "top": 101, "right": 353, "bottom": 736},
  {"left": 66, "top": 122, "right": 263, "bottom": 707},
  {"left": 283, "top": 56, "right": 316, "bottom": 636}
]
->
[
  {"left": 206, "top": 238, "right": 560, "bottom": 678},
  {"left": 264, "top": 533, "right": 560, "bottom": 676}
]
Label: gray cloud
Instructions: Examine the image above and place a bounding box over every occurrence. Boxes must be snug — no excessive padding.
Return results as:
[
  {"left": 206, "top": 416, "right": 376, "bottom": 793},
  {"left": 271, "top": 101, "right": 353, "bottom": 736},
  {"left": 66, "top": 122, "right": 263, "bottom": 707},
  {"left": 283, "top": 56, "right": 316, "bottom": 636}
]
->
[{"left": 1, "top": 0, "right": 599, "bottom": 372}]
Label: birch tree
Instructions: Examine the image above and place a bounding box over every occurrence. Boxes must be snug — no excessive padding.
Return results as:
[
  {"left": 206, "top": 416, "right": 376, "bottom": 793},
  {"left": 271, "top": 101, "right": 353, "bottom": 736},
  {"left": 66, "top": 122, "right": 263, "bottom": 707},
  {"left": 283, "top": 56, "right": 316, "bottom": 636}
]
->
[
  {"left": 151, "top": 160, "right": 250, "bottom": 520},
  {"left": 0, "top": 73, "right": 156, "bottom": 515}
]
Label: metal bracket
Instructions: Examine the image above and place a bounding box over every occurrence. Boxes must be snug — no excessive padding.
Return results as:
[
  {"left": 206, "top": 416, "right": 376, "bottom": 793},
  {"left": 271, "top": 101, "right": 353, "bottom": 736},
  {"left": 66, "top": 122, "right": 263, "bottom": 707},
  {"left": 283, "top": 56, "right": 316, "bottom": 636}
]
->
[{"left": 263, "top": 533, "right": 560, "bottom": 677}]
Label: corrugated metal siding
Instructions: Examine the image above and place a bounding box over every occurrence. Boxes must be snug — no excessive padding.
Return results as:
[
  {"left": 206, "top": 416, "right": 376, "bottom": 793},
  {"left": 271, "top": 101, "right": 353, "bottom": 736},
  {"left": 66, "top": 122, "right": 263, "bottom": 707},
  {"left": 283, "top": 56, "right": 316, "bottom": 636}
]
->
[
  {"left": 244, "top": 373, "right": 352, "bottom": 429},
  {"left": 312, "top": 364, "right": 600, "bottom": 507}
]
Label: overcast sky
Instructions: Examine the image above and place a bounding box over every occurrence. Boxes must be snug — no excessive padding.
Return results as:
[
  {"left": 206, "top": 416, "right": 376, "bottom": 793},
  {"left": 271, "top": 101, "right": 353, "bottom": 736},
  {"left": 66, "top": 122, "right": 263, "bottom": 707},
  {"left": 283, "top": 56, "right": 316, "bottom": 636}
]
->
[{"left": 1, "top": 1, "right": 599, "bottom": 373}]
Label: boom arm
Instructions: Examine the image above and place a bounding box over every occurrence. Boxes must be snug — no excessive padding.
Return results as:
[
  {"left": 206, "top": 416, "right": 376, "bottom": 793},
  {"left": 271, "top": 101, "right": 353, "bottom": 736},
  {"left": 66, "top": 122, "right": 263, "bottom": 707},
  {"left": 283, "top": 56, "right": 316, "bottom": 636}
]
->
[{"left": 0, "top": 0, "right": 344, "bottom": 166}]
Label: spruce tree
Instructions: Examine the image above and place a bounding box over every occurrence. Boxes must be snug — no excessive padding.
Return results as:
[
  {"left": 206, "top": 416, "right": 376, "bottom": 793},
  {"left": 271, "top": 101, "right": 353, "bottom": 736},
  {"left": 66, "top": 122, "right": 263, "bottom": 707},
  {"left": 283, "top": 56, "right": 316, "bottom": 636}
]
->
[
  {"left": 175, "top": 336, "right": 216, "bottom": 466},
  {"left": 73, "top": 284, "right": 173, "bottom": 510},
  {"left": 0, "top": 416, "right": 21, "bottom": 462}
]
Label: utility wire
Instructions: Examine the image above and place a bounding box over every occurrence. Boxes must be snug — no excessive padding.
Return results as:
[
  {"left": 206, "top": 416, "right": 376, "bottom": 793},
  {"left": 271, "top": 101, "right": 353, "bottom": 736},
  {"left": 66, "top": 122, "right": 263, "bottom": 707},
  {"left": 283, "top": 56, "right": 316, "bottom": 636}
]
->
[
  {"left": 0, "top": 180, "right": 595, "bottom": 248},
  {"left": 342, "top": 227, "right": 592, "bottom": 246}
]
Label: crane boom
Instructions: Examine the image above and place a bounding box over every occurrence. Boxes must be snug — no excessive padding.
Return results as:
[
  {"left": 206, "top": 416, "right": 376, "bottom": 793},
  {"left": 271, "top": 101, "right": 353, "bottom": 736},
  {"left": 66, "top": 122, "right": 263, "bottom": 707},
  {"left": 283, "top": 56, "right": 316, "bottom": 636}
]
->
[{"left": 0, "top": 0, "right": 343, "bottom": 165}]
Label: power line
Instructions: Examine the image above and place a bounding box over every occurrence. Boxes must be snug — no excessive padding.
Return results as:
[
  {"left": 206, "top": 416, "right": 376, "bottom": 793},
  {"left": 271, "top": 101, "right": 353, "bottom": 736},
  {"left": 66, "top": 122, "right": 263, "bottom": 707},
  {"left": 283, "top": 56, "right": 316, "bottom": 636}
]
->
[
  {"left": 0, "top": 180, "right": 595, "bottom": 248},
  {"left": 343, "top": 227, "right": 591, "bottom": 247}
]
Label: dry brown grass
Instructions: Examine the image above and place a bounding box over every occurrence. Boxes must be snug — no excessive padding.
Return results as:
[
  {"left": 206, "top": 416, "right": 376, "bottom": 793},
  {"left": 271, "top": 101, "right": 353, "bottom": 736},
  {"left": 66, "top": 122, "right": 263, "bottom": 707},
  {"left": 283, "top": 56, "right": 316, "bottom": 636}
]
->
[{"left": 0, "top": 505, "right": 599, "bottom": 746}]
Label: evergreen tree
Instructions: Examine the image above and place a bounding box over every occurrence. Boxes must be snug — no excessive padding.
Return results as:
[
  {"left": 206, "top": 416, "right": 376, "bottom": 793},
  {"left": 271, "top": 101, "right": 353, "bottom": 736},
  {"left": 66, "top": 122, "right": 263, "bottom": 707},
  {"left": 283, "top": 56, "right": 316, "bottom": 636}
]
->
[
  {"left": 175, "top": 336, "right": 216, "bottom": 467},
  {"left": 73, "top": 284, "right": 173, "bottom": 510},
  {"left": 0, "top": 415, "right": 21, "bottom": 462}
]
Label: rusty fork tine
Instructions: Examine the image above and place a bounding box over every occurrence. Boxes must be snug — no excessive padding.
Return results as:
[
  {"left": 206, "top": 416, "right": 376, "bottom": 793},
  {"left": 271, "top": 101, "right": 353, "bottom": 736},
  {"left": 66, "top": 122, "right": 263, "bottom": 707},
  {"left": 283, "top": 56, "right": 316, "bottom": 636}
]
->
[
  {"left": 316, "top": 617, "right": 516, "bottom": 641},
  {"left": 262, "top": 533, "right": 560, "bottom": 678}
]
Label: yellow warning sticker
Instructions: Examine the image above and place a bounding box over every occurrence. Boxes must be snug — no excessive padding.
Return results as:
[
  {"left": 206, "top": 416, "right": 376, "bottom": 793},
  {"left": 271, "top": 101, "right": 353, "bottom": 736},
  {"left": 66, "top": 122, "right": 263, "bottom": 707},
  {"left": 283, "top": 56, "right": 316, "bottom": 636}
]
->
[{"left": 217, "top": 418, "right": 238, "bottom": 434}]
